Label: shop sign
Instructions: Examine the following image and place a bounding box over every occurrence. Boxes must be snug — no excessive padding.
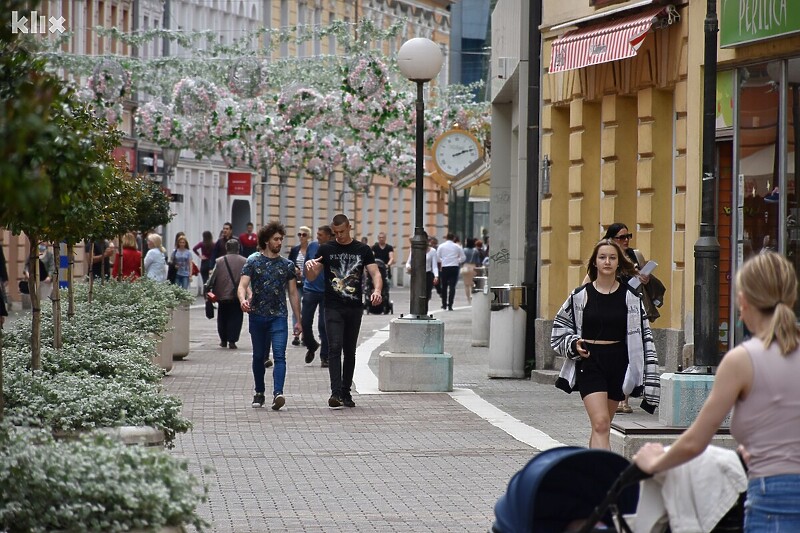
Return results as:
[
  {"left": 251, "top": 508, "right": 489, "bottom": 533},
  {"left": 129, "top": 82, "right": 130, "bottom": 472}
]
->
[
  {"left": 228, "top": 172, "right": 251, "bottom": 196},
  {"left": 721, "top": 0, "right": 800, "bottom": 48}
]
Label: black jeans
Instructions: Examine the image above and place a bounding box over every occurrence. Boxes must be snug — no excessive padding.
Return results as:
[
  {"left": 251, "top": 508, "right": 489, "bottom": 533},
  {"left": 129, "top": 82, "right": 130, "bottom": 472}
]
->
[
  {"left": 301, "top": 290, "right": 327, "bottom": 360},
  {"left": 324, "top": 305, "right": 363, "bottom": 399},
  {"left": 426, "top": 271, "right": 435, "bottom": 302},
  {"left": 439, "top": 266, "right": 459, "bottom": 309},
  {"left": 217, "top": 300, "right": 244, "bottom": 344}
]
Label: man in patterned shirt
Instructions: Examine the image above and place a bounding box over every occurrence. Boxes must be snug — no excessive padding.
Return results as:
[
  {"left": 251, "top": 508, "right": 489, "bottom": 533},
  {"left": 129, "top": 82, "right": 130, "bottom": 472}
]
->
[{"left": 238, "top": 221, "right": 302, "bottom": 411}]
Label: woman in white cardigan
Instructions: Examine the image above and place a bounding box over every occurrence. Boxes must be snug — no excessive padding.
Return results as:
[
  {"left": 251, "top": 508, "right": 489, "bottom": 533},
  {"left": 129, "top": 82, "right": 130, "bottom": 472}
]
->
[{"left": 551, "top": 239, "right": 660, "bottom": 449}]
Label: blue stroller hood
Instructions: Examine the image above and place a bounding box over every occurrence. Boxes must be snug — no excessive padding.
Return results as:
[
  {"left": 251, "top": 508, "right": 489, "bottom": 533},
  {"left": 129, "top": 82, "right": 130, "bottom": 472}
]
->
[{"left": 493, "top": 447, "right": 639, "bottom": 533}]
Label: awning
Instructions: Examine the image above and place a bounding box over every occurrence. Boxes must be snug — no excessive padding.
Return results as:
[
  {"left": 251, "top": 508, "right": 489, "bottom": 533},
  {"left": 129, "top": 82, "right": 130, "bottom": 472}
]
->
[
  {"left": 549, "top": 5, "right": 677, "bottom": 73},
  {"left": 452, "top": 158, "right": 490, "bottom": 191}
]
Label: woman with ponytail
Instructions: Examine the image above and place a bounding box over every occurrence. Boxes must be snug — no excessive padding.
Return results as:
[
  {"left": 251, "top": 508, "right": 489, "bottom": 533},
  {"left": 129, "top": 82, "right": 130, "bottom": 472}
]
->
[{"left": 634, "top": 252, "right": 800, "bottom": 531}]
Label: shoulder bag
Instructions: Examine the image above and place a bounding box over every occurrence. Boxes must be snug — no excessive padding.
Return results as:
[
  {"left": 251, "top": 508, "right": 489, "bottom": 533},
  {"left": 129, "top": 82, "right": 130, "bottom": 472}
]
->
[
  {"left": 167, "top": 251, "right": 178, "bottom": 283},
  {"left": 223, "top": 257, "right": 239, "bottom": 300}
]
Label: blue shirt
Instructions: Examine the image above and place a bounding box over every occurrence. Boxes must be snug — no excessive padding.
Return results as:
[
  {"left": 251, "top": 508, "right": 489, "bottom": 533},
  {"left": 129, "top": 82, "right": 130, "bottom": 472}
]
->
[
  {"left": 242, "top": 254, "right": 296, "bottom": 317},
  {"left": 303, "top": 241, "right": 325, "bottom": 293}
]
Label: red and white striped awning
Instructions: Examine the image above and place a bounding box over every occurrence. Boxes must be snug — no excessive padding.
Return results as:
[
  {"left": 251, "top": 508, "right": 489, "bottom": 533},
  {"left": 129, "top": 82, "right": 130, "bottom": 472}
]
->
[{"left": 549, "top": 5, "right": 672, "bottom": 73}]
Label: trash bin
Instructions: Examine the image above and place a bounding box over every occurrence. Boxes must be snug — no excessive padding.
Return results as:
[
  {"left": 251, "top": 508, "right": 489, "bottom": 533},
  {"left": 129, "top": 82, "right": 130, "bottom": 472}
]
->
[
  {"left": 488, "top": 284, "right": 527, "bottom": 378},
  {"left": 471, "top": 277, "right": 490, "bottom": 347}
]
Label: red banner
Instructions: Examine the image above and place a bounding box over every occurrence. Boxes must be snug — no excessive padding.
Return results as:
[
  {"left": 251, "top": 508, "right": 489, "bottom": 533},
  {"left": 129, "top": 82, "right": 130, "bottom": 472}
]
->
[
  {"left": 228, "top": 172, "right": 252, "bottom": 196},
  {"left": 112, "top": 146, "right": 136, "bottom": 172}
]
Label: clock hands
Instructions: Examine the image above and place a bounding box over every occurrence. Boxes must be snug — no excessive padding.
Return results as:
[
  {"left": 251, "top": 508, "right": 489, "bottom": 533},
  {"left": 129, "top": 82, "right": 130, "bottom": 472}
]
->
[{"left": 452, "top": 148, "right": 476, "bottom": 157}]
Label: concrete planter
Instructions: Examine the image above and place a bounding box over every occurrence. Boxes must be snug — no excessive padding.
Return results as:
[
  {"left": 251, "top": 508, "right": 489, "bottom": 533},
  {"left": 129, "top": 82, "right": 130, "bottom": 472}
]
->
[
  {"left": 53, "top": 426, "right": 166, "bottom": 447},
  {"left": 155, "top": 312, "right": 174, "bottom": 374},
  {"left": 172, "top": 303, "right": 190, "bottom": 360}
]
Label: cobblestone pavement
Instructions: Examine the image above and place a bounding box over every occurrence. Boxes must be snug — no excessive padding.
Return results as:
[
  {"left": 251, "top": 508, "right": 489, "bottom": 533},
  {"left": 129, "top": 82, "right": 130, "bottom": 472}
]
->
[{"left": 4, "top": 283, "right": 653, "bottom": 532}]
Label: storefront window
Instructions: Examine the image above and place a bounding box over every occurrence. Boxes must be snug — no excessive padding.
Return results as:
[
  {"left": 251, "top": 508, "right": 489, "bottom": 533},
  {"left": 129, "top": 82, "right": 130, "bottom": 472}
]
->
[
  {"left": 787, "top": 59, "right": 800, "bottom": 316},
  {"left": 738, "top": 62, "right": 780, "bottom": 259}
]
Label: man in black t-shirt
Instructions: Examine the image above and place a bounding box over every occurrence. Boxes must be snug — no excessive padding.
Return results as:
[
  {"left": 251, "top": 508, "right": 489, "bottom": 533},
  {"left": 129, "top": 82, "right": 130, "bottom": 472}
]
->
[
  {"left": 305, "top": 214, "right": 383, "bottom": 409},
  {"left": 371, "top": 231, "right": 395, "bottom": 282}
]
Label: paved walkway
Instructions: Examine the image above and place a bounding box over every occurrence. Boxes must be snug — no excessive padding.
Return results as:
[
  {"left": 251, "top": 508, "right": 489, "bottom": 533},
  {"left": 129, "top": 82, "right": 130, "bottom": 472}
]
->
[{"left": 3, "top": 285, "right": 654, "bottom": 532}]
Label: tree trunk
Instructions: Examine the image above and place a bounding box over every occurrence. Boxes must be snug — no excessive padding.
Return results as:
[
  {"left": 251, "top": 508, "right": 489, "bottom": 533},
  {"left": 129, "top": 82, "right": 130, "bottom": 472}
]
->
[
  {"left": 67, "top": 243, "right": 76, "bottom": 319},
  {"left": 87, "top": 244, "right": 94, "bottom": 304},
  {"left": 1, "top": 325, "right": 5, "bottom": 420},
  {"left": 52, "top": 241, "right": 62, "bottom": 350},
  {"left": 28, "top": 235, "right": 41, "bottom": 371}
]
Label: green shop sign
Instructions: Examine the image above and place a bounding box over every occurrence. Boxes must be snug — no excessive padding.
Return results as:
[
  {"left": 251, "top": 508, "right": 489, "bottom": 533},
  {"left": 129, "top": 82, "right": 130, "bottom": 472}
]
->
[{"left": 720, "top": 0, "right": 800, "bottom": 47}]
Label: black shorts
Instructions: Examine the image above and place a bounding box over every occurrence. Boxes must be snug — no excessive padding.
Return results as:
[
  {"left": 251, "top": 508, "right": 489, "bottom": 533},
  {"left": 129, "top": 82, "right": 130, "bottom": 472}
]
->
[{"left": 576, "top": 342, "right": 628, "bottom": 402}]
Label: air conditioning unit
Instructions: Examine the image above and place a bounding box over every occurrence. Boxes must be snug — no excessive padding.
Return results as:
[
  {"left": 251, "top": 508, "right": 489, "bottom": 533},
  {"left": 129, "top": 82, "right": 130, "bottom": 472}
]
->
[{"left": 496, "top": 57, "right": 510, "bottom": 80}]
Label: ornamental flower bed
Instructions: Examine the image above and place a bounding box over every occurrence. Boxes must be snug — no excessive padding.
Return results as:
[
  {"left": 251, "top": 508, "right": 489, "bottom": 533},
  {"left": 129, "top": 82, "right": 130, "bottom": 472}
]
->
[
  {"left": 1, "top": 278, "right": 194, "bottom": 446},
  {"left": 0, "top": 424, "right": 207, "bottom": 532}
]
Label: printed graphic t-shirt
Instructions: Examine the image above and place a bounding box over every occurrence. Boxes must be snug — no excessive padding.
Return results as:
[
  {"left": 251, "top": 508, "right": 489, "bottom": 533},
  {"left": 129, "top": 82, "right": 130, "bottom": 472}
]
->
[
  {"left": 316, "top": 240, "right": 375, "bottom": 308},
  {"left": 242, "top": 254, "right": 296, "bottom": 317}
]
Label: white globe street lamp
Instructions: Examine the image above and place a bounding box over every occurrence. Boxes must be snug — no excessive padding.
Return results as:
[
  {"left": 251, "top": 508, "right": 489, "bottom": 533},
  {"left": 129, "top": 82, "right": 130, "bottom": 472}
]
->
[{"left": 398, "top": 38, "right": 444, "bottom": 318}]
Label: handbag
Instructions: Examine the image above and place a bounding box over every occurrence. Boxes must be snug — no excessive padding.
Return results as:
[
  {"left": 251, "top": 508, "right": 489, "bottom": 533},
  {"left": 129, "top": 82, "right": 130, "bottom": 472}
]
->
[
  {"left": 205, "top": 299, "right": 215, "bottom": 319},
  {"left": 18, "top": 280, "right": 29, "bottom": 295},
  {"left": 191, "top": 261, "right": 199, "bottom": 276}
]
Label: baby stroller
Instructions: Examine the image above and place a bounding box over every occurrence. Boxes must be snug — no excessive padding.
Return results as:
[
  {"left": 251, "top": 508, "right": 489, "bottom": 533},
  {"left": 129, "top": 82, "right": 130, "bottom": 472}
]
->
[
  {"left": 492, "top": 446, "right": 745, "bottom": 533},
  {"left": 364, "top": 258, "right": 393, "bottom": 314},
  {"left": 492, "top": 447, "right": 641, "bottom": 533}
]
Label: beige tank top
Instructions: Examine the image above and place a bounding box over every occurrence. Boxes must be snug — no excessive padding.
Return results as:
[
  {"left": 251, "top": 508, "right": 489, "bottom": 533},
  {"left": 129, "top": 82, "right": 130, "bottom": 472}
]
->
[{"left": 730, "top": 337, "right": 800, "bottom": 479}]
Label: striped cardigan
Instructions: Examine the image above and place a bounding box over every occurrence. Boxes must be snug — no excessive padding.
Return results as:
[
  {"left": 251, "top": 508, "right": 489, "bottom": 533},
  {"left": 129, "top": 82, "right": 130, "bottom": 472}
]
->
[{"left": 550, "top": 283, "right": 660, "bottom": 414}]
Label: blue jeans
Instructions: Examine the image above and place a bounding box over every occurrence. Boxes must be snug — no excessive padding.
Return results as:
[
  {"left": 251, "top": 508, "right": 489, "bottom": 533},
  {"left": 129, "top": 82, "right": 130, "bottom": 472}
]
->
[
  {"left": 745, "top": 474, "right": 800, "bottom": 532},
  {"left": 248, "top": 314, "right": 288, "bottom": 395},
  {"left": 301, "top": 290, "right": 327, "bottom": 360},
  {"left": 175, "top": 274, "right": 189, "bottom": 290},
  {"left": 324, "top": 305, "right": 363, "bottom": 399}
]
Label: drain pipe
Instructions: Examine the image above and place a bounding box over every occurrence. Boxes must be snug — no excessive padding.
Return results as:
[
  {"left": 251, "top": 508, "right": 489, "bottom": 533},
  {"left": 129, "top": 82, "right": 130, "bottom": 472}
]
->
[{"left": 523, "top": 0, "right": 543, "bottom": 374}]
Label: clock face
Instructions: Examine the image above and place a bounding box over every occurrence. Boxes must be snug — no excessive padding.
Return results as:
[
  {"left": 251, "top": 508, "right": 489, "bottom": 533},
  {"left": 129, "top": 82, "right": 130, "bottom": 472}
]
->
[{"left": 433, "top": 131, "right": 481, "bottom": 178}]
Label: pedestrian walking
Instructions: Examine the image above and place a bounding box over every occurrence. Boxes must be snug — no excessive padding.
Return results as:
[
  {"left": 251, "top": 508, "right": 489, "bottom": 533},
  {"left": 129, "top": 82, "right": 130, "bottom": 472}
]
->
[
  {"left": 193, "top": 231, "right": 215, "bottom": 289},
  {"left": 301, "top": 225, "right": 333, "bottom": 367},
  {"left": 551, "top": 238, "right": 659, "bottom": 449},
  {"left": 86, "top": 239, "right": 113, "bottom": 280},
  {"left": 112, "top": 232, "right": 142, "bottom": 280},
  {"left": 238, "top": 222, "right": 301, "bottom": 411},
  {"left": 239, "top": 222, "right": 258, "bottom": 257},
  {"left": 372, "top": 232, "right": 395, "bottom": 284},
  {"left": 206, "top": 239, "right": 247, "bottom": 350},
  {"left": 143, "top": 233, "right": 168, "bottom": 282},
  {"left": 212, "top": 222, "right": 233, "bottom": 262},
  {"left": 305, "top": 214, "right": 383, "bottom": 408},
  {"left": 581, "top": 222, "right": 665, "bottom": 414},
  {"left": 634, "top": 252, "right": 800, "bottom": 531},
  {"left": 170, "top": 234, "right": 194, "bottom": 290},
  {"left": 436, "top": 233, "right": 466, "bottom": 311},
  {"left": 288, "top": 225, "right": 311, "bottom": 346},
  {"left": 461, "top": 238, "right": 482, "bottom": 304}
]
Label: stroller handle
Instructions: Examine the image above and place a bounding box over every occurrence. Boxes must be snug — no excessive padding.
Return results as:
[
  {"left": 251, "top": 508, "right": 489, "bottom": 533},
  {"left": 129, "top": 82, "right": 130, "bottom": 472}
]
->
[{"left": 574, "top": 464, "right": 652, "bottom": 533}]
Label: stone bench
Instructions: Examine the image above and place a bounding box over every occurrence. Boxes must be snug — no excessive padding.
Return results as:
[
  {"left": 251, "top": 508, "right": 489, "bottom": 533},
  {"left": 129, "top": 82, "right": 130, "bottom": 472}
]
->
[{"left": 611, "top": 418, "right": 736, "bottom": 460}]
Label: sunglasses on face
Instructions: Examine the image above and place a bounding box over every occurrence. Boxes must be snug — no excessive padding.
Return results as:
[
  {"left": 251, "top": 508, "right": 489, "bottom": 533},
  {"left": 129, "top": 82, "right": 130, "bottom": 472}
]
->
[
  {"left": 298, "top": 233, "right": 308, "bottom": 237},
  {"left": 614, "top": 233, "right": 633, "bottom": 241}
]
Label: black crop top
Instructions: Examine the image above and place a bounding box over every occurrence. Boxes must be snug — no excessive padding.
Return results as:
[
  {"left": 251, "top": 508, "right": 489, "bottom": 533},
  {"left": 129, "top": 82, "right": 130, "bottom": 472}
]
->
[{"left": 581, "top": 283, "right": 627, "bottom": 342}]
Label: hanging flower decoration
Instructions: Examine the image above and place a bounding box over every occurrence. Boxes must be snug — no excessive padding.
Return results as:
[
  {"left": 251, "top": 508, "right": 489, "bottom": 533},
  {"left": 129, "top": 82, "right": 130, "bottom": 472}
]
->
[
  {"left": 220, "top": 139, "right": 250, "bottom": 169},
  {"left": 135, "top": 101, "right": 188, "bottom": 148},
  {"left": 88, "top": 59, "right": 131, "bottom": 101},
  {"left": 306, "top": 134, "right": 342, "bottom": 179},
  {"left": 173, "top": 78, "right": 220, "bottom": 116},
  {"left": 211, "top": 97, "right": 242, "bottom": 141},
  {"left": 276, "top": 86, "right": 324, "bottom": 127},
  {"left": 228, "top": 57, "right": 267, "bottom": 97},
  {"left": 344, "top": 55, "right": 389, "bottom": 98},
  {"left": 85, "top": 59, "right": 131, "bottom": 124},
  {"left": 277, "top": 126, "right": 318, "bottom": 174}
]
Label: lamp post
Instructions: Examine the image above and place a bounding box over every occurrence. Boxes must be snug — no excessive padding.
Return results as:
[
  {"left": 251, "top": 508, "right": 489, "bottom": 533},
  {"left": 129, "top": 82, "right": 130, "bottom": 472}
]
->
[
  {"left": 692, "top": 0, "right": 719, "bottom": 372},
  {"left": 398, "top": 37, "right": 444, "bottom": 318}
]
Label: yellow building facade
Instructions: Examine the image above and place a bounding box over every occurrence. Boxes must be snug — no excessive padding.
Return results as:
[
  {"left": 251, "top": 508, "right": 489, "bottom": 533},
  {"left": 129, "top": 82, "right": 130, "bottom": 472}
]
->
[{"left": 492, "top": 0, "right": 800, "bottom": 370}]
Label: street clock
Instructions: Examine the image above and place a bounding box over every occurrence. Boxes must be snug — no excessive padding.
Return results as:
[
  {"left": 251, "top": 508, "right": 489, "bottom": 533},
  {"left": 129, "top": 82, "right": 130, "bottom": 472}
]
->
[{"left": 431, "top": 128, "right": 483, "bottom": 178}]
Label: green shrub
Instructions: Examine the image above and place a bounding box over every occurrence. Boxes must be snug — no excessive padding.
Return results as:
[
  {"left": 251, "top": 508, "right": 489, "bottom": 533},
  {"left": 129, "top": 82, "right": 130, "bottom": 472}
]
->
[{"left": 0, "top": 424, "right": 208, "bottom": 532}]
